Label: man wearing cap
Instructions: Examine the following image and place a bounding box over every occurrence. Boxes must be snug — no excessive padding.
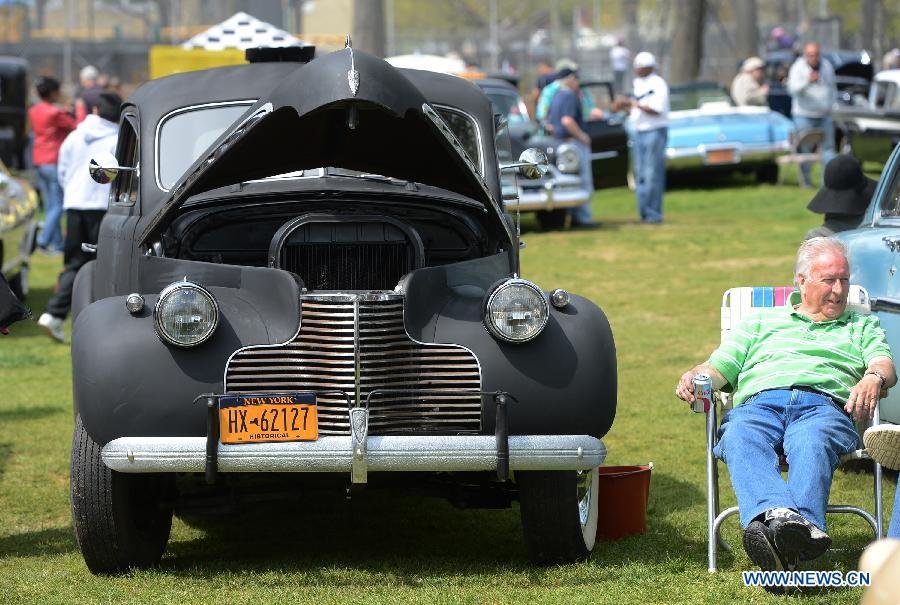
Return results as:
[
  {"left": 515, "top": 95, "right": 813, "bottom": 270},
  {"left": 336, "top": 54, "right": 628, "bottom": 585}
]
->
[
  {"left": 788, "top": 42, "right": 837, "bottom": 187},
  {"left": 804, "top": 155, "right": 875, "bottom": 240},
  {"left": 625, "top": 51, "right": 669, "bottom": 224},
  {"left": 731, "top": 57, "right": 770, "bottom": 106},
  {"left": 547, "top": 67, "right": 596, "bottom": 228}
]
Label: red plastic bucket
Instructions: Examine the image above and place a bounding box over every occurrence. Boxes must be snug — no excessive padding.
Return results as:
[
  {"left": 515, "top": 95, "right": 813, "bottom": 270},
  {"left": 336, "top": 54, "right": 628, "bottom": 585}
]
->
[{"left": 595, "top": 463, "right": 653, "bottom": 541}]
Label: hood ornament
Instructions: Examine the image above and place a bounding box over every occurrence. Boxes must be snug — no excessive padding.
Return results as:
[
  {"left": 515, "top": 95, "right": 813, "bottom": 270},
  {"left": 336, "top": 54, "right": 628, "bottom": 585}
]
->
[{"left": 346, "top": 35, "right": 360, "bottom": 96}]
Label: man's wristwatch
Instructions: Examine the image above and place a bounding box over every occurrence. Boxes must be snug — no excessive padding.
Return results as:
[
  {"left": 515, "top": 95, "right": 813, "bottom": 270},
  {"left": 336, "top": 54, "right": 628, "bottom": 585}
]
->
[{"left": 864, "top": 369, "right": 886, "bottom": 387}]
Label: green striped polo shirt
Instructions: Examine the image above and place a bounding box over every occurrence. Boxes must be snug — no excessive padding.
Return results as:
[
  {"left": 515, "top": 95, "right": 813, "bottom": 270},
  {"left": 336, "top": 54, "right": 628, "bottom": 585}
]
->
[{"left": 709, "top": 291, "right": 892, "bottom": 406}]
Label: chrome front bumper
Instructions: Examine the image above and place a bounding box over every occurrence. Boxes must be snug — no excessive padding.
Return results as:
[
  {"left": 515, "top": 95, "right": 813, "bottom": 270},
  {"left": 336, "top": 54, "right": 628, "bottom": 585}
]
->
[
  {"left": 101, "top": 434, "right": 607, "bottom": 475},
  {"left": 665, "top": 142, "right": 790, "bottom": 170}
]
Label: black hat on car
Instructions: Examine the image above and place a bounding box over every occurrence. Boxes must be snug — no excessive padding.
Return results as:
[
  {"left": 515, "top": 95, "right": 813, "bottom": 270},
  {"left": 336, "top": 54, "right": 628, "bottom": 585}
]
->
[{"left": 807, "top": 155, "right": 877, "bottom": 215}]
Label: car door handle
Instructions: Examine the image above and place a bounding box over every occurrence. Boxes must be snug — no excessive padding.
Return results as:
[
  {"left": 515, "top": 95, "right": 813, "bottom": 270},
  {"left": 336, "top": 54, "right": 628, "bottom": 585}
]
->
[{"left": 883, "top": 236, "right": 900, "bottom": 252}]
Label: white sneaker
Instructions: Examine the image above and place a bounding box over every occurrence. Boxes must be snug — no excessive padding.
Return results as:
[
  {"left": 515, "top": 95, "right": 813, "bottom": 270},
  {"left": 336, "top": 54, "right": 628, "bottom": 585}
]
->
[
  {"left": 864, "top": 425, "right": 900, "bottom": 471},
  {"left": 37, "top": 313, "right": 65, "bottom": 343}
]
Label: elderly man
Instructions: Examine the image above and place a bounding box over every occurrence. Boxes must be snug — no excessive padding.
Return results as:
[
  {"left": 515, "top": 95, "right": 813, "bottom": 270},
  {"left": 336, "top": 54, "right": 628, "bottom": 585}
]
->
[
  {"left": 731, "top": 57, "right": 769, "bottom": 106},
  {"left": 787, "top": 42, "right": 837, "bottom": 187},
  {"left": 676, "top": 238, "right": 896, "bottom": 571}
]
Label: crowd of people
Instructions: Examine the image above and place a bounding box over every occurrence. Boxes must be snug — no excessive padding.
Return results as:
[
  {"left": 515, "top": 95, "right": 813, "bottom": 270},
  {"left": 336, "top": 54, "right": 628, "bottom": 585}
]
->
[{"left": 21, "top": 65, "right": 122, "bottom": 342}]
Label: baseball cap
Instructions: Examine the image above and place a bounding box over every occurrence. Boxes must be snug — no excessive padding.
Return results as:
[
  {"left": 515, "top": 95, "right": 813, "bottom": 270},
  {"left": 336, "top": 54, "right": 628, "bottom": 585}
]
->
[
  {"left": 741, "top": 56, "right": 765, "bottom": 72},
  {"left": 633, "top": 52, "right": 656, "bottom": 69},
  {"left": 554, "top": 58, "right": 578, "bottom": 71},
  {"left": 80, "top": 65, "right": 99, "bottom": 82}
]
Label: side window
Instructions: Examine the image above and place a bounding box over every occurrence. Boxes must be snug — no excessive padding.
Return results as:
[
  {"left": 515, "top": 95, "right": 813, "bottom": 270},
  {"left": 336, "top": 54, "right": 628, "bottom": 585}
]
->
[
  {"left": 434, "top": 107, "right": 481, "bottom": 173},
  {"left": 112, "top": 115, "right": 138, "bottom": 206},
  {"left": 878, "top": 171, "right": 900, "bottom": 218}
]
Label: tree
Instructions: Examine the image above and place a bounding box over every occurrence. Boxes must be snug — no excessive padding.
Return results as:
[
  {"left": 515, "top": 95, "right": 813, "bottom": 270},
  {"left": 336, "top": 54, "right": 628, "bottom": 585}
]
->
[
  {"left": 353, "top": 0, "right": 386, "bottom": 57},
  {"left": 733, "top": 0, "right": 759, "bottom": 59},
  {"left": 669, "top": 0, "right": 706, "bottom": 84}
]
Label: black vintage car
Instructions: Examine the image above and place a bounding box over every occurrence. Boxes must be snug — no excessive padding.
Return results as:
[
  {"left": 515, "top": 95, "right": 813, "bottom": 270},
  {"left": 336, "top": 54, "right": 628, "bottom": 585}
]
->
[
  {"left": 0, "top": 57, "right": 29, "bottom": 169},
  {"left": 69, "top": 45, "right": 617, "bottom": 572}
]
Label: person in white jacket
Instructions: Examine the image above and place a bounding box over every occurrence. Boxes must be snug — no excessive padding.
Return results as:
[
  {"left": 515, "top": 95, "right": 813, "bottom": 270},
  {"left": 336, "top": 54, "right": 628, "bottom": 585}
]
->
[{"left": 38, "top": 91, "right": 121, "bottom": 342}]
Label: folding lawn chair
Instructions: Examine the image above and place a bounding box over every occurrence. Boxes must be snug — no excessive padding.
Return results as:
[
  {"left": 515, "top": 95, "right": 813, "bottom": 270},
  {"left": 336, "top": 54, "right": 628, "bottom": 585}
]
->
[{"left": 705, "top": 285, "right": 885, "bottom": 572}]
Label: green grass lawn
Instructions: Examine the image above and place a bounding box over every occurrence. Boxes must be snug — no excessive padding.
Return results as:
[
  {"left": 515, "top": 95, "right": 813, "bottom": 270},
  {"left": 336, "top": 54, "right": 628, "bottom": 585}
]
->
[{"left": 1, "top": 173, "right": 894, "bottom": 604}]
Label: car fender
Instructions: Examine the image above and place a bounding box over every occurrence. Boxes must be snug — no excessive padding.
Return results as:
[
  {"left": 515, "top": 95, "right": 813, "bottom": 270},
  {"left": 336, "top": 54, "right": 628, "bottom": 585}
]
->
[{"left": 72, "top": 269, "right": 300, "bottom": 446}]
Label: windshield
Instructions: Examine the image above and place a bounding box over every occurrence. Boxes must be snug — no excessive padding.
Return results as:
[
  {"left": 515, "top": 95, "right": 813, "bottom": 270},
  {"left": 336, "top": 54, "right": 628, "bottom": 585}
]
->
[
  {"left": 157, "top": 103, "right": 253, "bottom": 190},
  {"left": 156, "top": 103, "right": 482, "bottom": 190},
  {"left": 484, "top": 89, "right": 530, "bottom": 126},
  {"left": 669, "top": 86, "right": 733, "bottom": 111}
]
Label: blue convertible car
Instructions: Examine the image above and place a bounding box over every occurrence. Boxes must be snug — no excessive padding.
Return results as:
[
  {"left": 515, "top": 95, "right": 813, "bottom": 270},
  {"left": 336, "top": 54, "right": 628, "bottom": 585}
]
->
[
  {"left": 660, "top": 81, "right": 795, "bottom": 183},
  {"left": 834, "top": 144, "right": 900, "bottom": 424}
]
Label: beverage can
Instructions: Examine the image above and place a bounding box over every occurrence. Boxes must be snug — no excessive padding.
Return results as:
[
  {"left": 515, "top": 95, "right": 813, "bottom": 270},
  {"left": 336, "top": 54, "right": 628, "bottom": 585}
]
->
[{"left": 692, "top": 373, "right": 713, "bottom": 413}]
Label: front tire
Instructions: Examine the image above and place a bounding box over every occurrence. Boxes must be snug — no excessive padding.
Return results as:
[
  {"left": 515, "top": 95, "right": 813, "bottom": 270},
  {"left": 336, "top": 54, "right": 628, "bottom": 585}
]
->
[
  {"left": 518, "top": 468, "right": 598, "bottom": 563},
  {"left": 755, "top": 163, "right": 779, "bottom": 184},
  {"left": 536, "top": 209, "right": 568, "bottom": 231},
  {"left": 70, "top": 416, "right": 174, "bottom": 574}
]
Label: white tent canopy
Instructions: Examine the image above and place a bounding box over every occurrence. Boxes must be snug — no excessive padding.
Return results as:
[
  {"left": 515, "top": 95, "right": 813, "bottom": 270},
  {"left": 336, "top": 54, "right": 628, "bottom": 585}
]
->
[
  {"left": 385, "top": 54, "right": 467, "bottom": 75},
  {"left": 181, "top": 11, "right": 306, "bottom": 51}
]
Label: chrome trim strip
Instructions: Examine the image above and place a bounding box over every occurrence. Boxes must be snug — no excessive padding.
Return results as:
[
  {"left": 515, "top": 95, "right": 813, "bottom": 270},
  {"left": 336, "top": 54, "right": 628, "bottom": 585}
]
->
[{"left": 101, "top": 435, "right": 607, "bottom": 473}]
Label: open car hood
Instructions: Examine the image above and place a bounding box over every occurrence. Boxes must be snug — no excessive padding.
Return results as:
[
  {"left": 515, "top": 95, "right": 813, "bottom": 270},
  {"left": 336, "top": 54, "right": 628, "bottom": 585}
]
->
[{"left": 139, "top": 48, "right": 498, "bottom": 246}]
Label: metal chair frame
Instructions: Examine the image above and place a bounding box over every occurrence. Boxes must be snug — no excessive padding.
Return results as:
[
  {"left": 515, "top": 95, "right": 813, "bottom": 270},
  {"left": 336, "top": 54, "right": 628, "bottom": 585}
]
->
[{"left": 705, "top": 285, "right": 884, "bottom": 572}]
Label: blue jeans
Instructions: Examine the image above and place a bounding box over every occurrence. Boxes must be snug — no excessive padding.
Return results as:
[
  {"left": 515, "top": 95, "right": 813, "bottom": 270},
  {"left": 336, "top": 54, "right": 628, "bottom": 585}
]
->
[
  {"left": 634, "top": 127, "right": 667, "bottom": 223},
  {"left": 792, "top": 115, "right": 836, "bottom": 186},
  {"left": 713, "top": 388, "right": 859, "bottom": 530},
  {"left": 568, "top": 140, "right": 594, "bottom": 225},
  {"left": 35, "top": 164, "right": 65, "bottom": 251}
]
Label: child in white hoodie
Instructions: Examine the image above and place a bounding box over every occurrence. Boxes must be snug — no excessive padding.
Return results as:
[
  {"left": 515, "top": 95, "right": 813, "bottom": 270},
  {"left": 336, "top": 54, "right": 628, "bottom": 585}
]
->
[{"left": 38, "top": 91, "right": 121, "bottom": 342}]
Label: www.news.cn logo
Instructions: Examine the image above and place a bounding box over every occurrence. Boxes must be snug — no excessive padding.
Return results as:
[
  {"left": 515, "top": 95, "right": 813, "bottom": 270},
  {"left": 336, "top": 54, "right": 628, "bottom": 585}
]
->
[{"left": 742, "top": 570, "right": 871, "bottom": 588}]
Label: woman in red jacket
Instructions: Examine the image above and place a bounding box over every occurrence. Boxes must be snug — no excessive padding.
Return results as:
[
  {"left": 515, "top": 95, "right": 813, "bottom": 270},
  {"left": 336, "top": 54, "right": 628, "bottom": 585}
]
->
[{"left": 28, "top": 76, "right": 76, "bottom": 254}]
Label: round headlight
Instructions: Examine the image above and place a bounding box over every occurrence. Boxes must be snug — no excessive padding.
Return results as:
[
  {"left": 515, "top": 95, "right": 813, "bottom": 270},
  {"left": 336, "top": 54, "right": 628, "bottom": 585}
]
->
[
  {"left": 485, "top": 279, "right": 549, "bottom": 343},
  {"left": 154, "top": 281, "right": 219, "bottom": 347},
  {"left": 556, "top": 143, "right": 581, "bottom": 174}
]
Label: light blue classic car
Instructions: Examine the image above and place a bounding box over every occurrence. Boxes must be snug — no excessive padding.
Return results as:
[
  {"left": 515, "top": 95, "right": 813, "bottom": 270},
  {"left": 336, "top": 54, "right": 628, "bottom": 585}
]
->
[
  {"left": 833, "top": 143, "right": 900, "bottom": 424},
  {"left": 659, "top": 81, "right": 796, "bottom": 183}
]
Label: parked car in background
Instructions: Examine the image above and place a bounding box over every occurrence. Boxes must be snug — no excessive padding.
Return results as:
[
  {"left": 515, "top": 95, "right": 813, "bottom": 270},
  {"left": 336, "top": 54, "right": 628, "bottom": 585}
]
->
[
  {"left": 833, "top": 142, "right": 900, "bottom": 425},
  {"left": 474, "top": 77, "right": 593, "bottom": 230},
  {"left": 69, "top": 45, "right": 618, "bottom": 573},
  {"left": 833, "top": 69, "right": 900, "bottom": 165},
  {"left": 764, "top": 49, "right": 874, "bottom": 118},
  {"left": 0, "top": 57, "right": 29, "bottom": 169},
  {"left": 660, "top": 81, "right": 794, "bottom": 183},
  {"left": 0, "top": 158, "right": 38, "bottom": 300}
]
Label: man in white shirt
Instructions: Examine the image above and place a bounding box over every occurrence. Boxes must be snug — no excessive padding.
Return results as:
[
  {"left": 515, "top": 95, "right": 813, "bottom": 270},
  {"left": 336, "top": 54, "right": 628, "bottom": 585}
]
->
[
  {"left": 38, "top": 91, "right": 121, "bottom": 342},
  {"left": 621, "top": 51, "right": 669, "bottom": 224},
  {"left": 787, "top": 42, "right": 837, "bottom": 187}
]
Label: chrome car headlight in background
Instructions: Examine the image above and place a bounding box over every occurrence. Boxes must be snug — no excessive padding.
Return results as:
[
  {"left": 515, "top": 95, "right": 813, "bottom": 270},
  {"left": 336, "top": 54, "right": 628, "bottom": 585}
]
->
[
  {"left": 154, "top": 281, "right": 219, "bottom": 347},
  {"left": 484, "top": 279, "right": 549, "bottom": 343},
  {"left": 555, "top": 143, "right": 581, "bottom": 174}
]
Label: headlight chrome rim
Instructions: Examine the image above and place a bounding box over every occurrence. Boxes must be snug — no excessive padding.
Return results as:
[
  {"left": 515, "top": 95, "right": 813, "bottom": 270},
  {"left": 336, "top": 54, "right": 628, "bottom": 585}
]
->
[
  {"left": 555, "top": 143, "right": 581, "bottom": 174},
  {"left": 154, "top": 280, "right": 219, "bottom": 347},
  {"left": 484, "top": 278, "right": 549, "bottom": 343}
]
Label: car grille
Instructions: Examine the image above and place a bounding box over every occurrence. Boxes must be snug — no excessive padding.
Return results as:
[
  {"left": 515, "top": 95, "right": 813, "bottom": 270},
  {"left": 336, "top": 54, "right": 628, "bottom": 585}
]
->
[
  {"left": 225, "top": 294, "right": 483, "bottom": 435},
  {"left": 280, "top": 243, "right": 413, "bottom": 291}
]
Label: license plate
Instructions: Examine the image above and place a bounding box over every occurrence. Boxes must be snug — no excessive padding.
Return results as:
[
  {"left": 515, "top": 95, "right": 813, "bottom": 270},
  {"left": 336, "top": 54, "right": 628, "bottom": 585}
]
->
[
  {"left": 219, "top": 393, "right": 318, "bottom": 444},
  {"left": 706, "top": 148, "right": 736, "bottom": 164}
]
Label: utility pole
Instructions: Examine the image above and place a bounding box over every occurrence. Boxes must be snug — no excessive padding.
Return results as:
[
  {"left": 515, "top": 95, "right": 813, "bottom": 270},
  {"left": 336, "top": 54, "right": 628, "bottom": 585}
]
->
[
  {"left": 594, "top": 0, "right": 602, "bottom": 34},
  {"left": 63, "top": 0, "right": 73, "bottom": 88},
  {"left": 353, "top": 0, "right": 386, "bottom": 57},
  {"left": 732, "top": 0, "right": 759, "bottom": 59},
  {"left": 670, "top": 0, "right": 706, "bottom": 84},
  {"left": 550, "top": 0, "right": 560, "bottom": 61},
  {"left": 386, "top": 0, "right": 395, "bottom": 56},
  {"left": 489, "top": 0, "right": 499, "bottom": 72}
]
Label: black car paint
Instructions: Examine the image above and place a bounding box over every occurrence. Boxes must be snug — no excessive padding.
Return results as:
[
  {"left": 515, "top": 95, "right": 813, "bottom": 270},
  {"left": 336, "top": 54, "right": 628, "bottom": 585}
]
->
[{"left": 72, "top": 50, "right": 617, "bottom": 450}]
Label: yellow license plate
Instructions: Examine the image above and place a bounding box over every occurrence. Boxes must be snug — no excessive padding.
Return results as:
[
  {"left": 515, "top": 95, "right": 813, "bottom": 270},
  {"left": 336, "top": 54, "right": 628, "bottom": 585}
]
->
[
  {"left": 219, "top": 393, "right": 318, "bottom": 444},
  {"left": 706, "top": 149, "right": 736, "bottom": 164}
]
